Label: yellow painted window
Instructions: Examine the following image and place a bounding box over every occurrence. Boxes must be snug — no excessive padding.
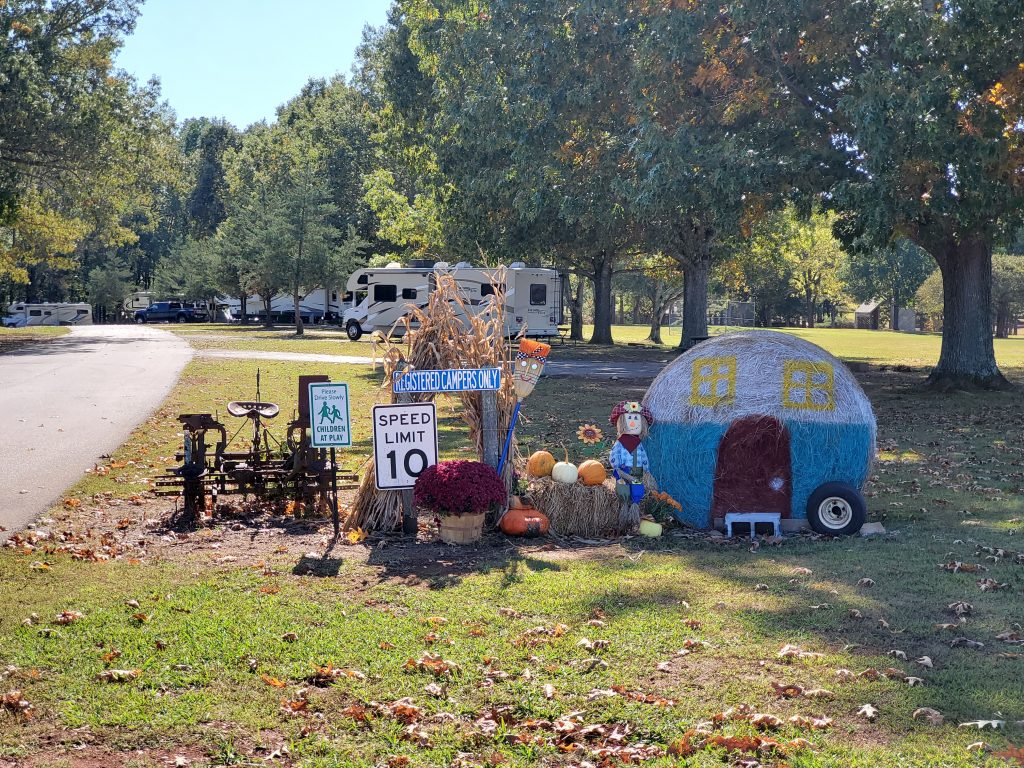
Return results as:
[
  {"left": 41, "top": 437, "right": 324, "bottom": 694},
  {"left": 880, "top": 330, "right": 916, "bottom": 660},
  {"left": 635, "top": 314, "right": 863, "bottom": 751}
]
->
[
  {"left": 690, "top": 356, "right": 736, "bottom": 406},
  {"left": 783, "top": 360, "right": 835, "bottom": 411}
]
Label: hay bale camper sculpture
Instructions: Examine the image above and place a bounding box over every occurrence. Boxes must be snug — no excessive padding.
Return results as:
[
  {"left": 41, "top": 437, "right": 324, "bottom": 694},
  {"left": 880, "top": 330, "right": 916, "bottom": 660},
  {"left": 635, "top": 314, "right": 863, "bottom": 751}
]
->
[{"left": 643, "top": 331, "right": 876, "bottom": 535}]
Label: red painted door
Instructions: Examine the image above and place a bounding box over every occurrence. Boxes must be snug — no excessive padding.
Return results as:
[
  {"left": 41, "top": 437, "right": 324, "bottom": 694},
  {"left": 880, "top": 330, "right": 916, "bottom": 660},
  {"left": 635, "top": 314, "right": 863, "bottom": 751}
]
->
[{"left": 711, "top": 415, "right": 792, "bottom": 520}]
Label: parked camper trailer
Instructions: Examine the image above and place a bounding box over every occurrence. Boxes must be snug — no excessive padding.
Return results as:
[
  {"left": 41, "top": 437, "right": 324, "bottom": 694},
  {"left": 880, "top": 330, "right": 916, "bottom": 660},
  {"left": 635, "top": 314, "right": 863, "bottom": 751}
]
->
[
  {"left": 219, "top": 289, "right": 343, "bottom": 324},
  {"left": 341, "top": 262, "right": 563, "bottom": 340},
  {"left": 3, "top": 303, "right": 93, "bottom": 328}
]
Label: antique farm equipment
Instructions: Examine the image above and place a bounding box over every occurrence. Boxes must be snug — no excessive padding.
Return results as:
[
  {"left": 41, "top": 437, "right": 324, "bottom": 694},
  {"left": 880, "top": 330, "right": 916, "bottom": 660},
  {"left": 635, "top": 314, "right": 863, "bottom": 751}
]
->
[{"left": 154, "top": 373, "right": 358, "bottom": 530}]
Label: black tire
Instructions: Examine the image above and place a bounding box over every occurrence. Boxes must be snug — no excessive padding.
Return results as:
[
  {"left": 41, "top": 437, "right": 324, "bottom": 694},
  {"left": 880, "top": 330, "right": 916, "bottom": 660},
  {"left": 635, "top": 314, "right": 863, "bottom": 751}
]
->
[
  {"left": 346, "top": 320, "right": 363, "bottom": 341},
  {"left": 176, "top": 313, "right": 188, "bottom": 323},
  {"left": 806, "top": 482, "right": 866, "bottom": 536},
  {"left": 135, "top": 315, "right": 146, "bottom": 324}
]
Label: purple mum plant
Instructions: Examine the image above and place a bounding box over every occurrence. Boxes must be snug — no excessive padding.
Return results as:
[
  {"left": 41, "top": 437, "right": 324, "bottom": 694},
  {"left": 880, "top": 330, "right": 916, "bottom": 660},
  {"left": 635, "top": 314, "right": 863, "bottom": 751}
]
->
[{"left": 413, "top": 460, "right": 506, "bottom": 517}]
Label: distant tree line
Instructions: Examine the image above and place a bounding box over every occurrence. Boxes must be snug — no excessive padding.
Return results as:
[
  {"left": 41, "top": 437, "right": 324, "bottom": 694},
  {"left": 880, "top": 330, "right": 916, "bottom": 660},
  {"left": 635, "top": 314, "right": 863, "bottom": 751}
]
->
[{"left": 2, "top": 0, "right": 1024, "bottom": 389}]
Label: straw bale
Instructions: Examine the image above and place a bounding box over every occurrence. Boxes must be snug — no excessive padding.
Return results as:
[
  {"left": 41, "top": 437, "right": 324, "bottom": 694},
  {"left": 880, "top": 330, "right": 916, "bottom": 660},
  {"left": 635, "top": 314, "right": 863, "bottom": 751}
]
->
[
  {"left": 642, "top": 331, "right": 876, "bottom": 529},
  {"left": 530, "top": 478, "right": 622, "bottom": 538}
]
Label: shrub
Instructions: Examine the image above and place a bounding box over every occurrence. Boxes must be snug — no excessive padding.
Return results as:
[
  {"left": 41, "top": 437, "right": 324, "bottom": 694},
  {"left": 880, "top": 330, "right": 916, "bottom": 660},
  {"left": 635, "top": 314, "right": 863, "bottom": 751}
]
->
[{"left": 414, "top": 460, "right": 506, "bottom": 516}]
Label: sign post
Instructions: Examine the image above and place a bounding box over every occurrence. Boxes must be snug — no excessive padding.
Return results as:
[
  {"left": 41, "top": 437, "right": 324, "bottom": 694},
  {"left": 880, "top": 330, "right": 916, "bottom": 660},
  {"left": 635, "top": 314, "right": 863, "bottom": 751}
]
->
[
  {"left": 372, "top": 402, "right": 439, "bottom": 490},
  {"left": 381, "top": 367, "right": 502, "bottom": 535},
  {"left": 391, "top": 367, "right": 502, "bottom": 470},
  {"left": 308, "top": 382, "right": 352, "bottom": 537}
]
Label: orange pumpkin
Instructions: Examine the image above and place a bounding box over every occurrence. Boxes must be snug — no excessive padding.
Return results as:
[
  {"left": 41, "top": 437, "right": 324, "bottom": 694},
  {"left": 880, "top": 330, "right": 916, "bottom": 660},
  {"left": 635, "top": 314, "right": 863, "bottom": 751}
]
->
[
  {"left": 577, "top": 460, "right": 607, "bottom": 486},
  {"left": 527, "top": 450, "right": 556, "bottom": 477},
  {"left": 499, "top": 506, "right": 550, "bottom": 537}
]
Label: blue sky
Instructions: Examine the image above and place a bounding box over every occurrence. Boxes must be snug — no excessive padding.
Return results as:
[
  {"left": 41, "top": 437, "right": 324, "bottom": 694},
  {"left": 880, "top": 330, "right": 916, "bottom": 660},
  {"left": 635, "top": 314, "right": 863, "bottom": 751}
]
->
[{"left": 116, "top": 0, "right": 394, "bottom": 129}]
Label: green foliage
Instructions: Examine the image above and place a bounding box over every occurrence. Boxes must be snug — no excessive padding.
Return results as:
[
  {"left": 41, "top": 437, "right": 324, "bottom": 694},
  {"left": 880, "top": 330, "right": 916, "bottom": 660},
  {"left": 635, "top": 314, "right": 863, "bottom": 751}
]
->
[
  {"left": 0, "top": 0, "right": 142, "bottom": 221},
  {"left": 87, "top": 256, "right": 133, "bottom": 314},
  {"left": 842, "top": 240, "right": 934, "bottom": 319}
]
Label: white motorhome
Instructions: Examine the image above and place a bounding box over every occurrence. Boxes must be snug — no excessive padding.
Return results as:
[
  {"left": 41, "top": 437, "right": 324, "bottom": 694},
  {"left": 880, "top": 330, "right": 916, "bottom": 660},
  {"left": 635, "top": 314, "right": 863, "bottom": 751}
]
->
[
  {"left": 218, "top": 289, "right": 344, "bottom": 324},
  {"left": 3, "top": 303, "right": 93, "bottom": 328},
  {"left": 341, "top": 262, "right": 563, "bottom": 340}
]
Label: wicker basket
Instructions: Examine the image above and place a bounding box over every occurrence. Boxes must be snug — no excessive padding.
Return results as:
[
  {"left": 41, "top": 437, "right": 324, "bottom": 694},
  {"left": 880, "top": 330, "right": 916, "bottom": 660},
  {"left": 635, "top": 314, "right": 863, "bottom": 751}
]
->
[{"left": 438, "top": 512, "right": 486, "bottom": 545}]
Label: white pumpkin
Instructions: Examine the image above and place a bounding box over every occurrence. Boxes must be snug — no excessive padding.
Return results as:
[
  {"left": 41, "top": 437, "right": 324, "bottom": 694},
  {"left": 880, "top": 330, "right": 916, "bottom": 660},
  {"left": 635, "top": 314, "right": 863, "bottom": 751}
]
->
[{"left": 551, "top": 461, "right": 578, "bottom": 484}]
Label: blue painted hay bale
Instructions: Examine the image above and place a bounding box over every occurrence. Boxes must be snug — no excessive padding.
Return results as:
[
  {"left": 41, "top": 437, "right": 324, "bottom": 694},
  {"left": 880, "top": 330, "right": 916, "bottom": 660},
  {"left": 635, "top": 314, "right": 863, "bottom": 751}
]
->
[{"left": 642, "top": 331, "right": 876, "bottom": 528}]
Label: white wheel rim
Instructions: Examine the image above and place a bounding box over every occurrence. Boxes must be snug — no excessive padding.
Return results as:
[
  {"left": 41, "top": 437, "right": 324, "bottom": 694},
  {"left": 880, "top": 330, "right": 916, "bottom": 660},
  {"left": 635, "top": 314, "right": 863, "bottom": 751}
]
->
[{"left": 818, "top": 496, "right": 853, "bottom": 529}]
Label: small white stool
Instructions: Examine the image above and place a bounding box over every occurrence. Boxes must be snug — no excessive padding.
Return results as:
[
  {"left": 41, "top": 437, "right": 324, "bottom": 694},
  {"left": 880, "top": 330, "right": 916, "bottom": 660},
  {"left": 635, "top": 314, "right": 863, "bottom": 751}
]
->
[{"left": 725, "top": 512, "right": 782, "bottom": 539}]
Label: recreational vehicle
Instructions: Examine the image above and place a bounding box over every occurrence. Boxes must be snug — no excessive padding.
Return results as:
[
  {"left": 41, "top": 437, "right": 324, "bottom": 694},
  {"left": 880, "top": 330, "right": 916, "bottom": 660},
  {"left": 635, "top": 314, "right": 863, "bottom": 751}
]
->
[
  {"left": 219, "top": 289, "right": 344, "bottom": 324},
  {"left": 341, "top": 262, "right": 563, "bottom": 340},
  {"left": 3, "top": 303, "right": 93, "bottom": 328}
]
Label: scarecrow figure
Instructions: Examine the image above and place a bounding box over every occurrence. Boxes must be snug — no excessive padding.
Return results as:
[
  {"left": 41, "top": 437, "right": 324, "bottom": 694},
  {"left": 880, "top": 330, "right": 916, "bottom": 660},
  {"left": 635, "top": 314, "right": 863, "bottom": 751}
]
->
[
  {"left": 498, "top": 339, "right": 552, "bottom": 474},
  {"left": 609, "top": 401, "right": 655, "bottom": 532}
]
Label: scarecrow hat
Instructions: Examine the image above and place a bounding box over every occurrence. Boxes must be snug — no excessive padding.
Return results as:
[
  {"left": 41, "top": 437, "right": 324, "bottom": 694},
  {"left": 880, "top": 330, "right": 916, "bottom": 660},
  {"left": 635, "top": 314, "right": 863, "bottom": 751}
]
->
[
  {"left": 516, "top": 338, "right": 551, "bottom": 361},
  {"left": 609, "top": 400, "right": 654, "bottom": 427}
]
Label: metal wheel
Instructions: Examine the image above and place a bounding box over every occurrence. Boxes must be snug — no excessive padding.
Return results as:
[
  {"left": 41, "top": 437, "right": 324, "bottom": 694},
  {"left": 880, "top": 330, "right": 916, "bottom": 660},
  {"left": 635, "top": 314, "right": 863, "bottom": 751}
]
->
[
  {"left": 806, "top": 481, "right": 866, "bottom": 536},
  {"left": 816, "top": 496, "right": 853, "bottom": 530},
  {"left": 346, "top": 320, "right": 363, "bottom": 341}
]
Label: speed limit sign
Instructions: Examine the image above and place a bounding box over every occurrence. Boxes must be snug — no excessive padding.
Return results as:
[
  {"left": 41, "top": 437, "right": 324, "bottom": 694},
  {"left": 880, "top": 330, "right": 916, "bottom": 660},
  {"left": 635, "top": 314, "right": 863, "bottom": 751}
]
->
[{"left": 372, "top": 402, "right": 439, "bottom": 490}]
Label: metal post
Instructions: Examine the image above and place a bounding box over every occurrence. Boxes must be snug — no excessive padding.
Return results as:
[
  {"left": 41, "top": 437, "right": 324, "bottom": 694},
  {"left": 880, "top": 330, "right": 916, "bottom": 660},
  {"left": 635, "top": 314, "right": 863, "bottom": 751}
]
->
[
  {"left": 330, "top": 447, "right": 340, "bottom": 538},
  {"left": 482, "top": 390, "right": 499, "bottom": 469},
  {"left": 396, "top": 392, "right": 418, "bottom": 535}
]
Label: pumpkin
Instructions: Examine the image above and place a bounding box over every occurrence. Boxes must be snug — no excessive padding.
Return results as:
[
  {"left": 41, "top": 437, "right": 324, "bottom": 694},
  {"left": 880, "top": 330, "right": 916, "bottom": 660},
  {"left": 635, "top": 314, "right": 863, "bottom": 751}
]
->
[
  {"left": 577, "top": 460, "right": 607, "bottom": 486},
  {"left": 527, "top": 450, "right": 556, "bottom": 478},
  {"left": 552, "top": 460, "right": 578, "bottom": 484},
  {"left": 500, "top": 506, "right": 550, "bottom": 537}
]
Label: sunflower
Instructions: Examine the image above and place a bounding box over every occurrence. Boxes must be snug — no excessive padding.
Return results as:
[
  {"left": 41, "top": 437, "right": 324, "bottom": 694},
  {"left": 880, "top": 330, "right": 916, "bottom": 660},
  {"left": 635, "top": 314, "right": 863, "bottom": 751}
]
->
[{"left": 577, "top": 423, "right": 604, "bottom": 444}]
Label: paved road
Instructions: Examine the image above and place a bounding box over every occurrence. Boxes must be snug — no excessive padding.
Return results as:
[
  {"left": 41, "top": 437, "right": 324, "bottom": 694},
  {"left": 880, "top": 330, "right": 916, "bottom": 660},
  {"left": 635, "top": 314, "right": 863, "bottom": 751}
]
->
[
  {"left": 196, "top": 347, "right": 669, "bottom": 379},
  {"left": 0, "top": 326, "right": 193, "bottom": 536}
]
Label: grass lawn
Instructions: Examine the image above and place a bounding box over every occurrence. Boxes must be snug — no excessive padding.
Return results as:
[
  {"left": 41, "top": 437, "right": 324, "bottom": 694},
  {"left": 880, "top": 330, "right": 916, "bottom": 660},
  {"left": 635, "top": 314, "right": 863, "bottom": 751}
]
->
[
  {"left": 0, "top": 325, "right": 69, "bottom": 353},
  {"left": 3, "top": 334, "right": 1024, "bottom": 766},
  {"left": 167, "top": 321, "right": 1024, "bottom": 371}
]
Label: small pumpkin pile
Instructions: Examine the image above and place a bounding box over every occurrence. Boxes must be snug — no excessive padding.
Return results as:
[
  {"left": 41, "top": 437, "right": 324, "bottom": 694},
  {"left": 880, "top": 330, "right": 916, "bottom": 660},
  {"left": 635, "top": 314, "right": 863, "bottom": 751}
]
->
[{"left": 527, "top": 449, "right": 607, "bottom": 487}]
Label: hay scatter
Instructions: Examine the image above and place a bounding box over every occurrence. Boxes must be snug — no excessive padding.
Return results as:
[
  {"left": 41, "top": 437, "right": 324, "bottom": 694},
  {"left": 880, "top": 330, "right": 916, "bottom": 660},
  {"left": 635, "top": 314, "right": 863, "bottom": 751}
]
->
[{"left": 348, "top": 270, "right": 520, "bottom": 532}]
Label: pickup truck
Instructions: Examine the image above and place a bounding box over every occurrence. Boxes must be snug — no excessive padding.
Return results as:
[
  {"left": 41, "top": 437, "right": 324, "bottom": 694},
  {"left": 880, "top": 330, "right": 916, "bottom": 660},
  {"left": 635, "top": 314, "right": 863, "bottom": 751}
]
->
[{"left": 133, "top": 301, "right": 207, "bottom": 324}]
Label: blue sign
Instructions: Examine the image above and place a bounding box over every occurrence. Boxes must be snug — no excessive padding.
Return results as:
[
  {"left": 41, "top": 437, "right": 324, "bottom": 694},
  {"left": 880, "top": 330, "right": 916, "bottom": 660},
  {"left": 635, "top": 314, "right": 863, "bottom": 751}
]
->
[{"left": 393, "top": 367, "right": 501, "bottom": 394}]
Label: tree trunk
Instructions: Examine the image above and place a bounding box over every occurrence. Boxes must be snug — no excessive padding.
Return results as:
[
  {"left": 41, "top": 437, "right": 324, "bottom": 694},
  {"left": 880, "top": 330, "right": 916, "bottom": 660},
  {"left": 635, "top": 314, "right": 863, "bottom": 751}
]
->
[
  {"left": 568, "top": 276, "right": 584, "bottom": 341},
  {"left": 647, "top": 284, "right": 664, "bottom": 344},
  {"left": 589, "top": 251, "right": 614, "bottom": 345},
  {"left": 240, "top": 294, "right": 248, "bottom": 325},
  {"left": 927, "top": 235, "right": 1009, "bottom": 390},
  {"left": 805, "top": 289, "right": 815, "bottom": 328},
  {"left": 293, "top": 289, "right": 303, "bottom": 336},
  {"left": 996, "top": 299, "right": 1010, "bottom": 339},
  {"left": 263, "top": 295, "right": 273, "bottom": 328},
  {"left": 679, "top": 260, "right": 709, "bottom": 350},
  {"left": 891, "top": 298, "right": 900, "bottom": 331}
]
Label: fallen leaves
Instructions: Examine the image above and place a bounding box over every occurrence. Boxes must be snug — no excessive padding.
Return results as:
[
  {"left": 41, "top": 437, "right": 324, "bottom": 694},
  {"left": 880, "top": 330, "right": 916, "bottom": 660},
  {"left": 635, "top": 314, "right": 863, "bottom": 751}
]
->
[
  {"left": 344, "top": 527, "right": 367, "bottom": 544},
  {"left": 777, "top": 644, "right": 824, "bottom": 662},
  {"left": 306, "top": 664, "right": 365, "bottom": 687},
  {"left": 404, "top": 652, "right": 458, "bottom": 678},
  {"left": 96, "top": 669, "right": 140, "bottom": 683},
  {"left": 959, "top": 719, "right": 1005, "bottom": 730},
  {"left": 54, "top": 610, "right": 83, "bottom": 625},
  {"left": 856, "top": 577, "right": 875, "bottom": 588},
  {"left": 261, "top": 674, "right": 288, "bottom": 688},
  {"left": 1, "top": 690, "right": 33, "bottom": 718},
  {"left": 913, "top": 707, "right": 945, "bottom": 725},
  {"left": 978, "top": 578, "right": 1011, "bottom": 592},
  {"left": 858, "top": 703, "right": 879, "bottom": 722}
]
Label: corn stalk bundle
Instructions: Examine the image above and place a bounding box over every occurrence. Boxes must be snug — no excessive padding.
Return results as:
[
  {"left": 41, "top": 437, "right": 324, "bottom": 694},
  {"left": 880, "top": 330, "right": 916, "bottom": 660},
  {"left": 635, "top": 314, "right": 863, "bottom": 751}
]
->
[{"left": 348, "top": 269, "right": 520, "bottom": 532}]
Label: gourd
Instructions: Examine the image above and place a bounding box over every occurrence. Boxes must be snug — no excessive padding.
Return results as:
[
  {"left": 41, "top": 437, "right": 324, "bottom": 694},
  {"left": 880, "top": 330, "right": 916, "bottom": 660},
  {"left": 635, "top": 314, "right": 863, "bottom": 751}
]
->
[
  {"left": 577, "top": 459, "right": 607, "bottom": 486},
  {"left": 527, "top": 450, "right": 556, "bottom": 478},
  {"left": 500, "top": 506, "right": 550, "bottom": 537},
  {"left": 551, "top": 447, "right": 578, "bottom": 484}
]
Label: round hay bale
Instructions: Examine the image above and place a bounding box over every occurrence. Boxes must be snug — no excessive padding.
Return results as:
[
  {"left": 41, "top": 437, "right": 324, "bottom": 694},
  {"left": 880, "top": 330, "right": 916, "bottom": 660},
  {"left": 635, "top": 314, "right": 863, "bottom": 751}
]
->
[
  {"left": 529, "top": 477, "right": 622, "bottom": 538},
  {"left": 643, "top": 331, "right": 876, "bottom": 529}
]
